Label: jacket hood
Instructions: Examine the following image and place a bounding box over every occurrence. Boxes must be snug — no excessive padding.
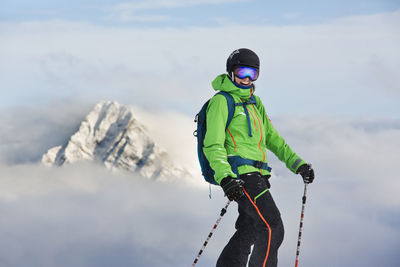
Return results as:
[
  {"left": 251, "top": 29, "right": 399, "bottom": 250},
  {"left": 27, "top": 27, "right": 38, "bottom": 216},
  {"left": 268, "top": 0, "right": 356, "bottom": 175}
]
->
[{"left": 212, "top": 74, "right": 253, "bottom": 100}]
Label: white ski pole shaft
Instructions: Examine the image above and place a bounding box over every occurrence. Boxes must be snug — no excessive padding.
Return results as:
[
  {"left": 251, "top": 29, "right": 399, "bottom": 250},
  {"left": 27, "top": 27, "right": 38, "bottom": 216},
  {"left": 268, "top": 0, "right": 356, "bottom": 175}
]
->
[{"left": 192, "top": 200, "right": 231, "bottom": 267}]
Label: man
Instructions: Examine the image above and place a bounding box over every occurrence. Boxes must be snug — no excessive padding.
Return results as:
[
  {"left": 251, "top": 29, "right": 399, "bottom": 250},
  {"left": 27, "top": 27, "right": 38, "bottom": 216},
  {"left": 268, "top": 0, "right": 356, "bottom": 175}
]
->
[{"left": 203, "top": 48, "right": 314, "bottom": 267}]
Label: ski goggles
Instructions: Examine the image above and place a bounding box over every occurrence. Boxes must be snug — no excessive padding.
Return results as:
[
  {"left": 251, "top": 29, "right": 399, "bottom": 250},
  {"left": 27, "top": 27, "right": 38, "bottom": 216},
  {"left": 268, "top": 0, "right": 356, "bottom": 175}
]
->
[{"left": 234, "top": 66, "right": 259, "bottom": 81}]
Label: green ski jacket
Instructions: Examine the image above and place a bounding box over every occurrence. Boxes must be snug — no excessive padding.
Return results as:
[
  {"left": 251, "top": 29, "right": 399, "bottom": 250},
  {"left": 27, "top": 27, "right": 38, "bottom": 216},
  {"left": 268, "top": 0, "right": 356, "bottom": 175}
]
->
[{"left": 203, "top": 74, "right": 306, "bottom": 184}]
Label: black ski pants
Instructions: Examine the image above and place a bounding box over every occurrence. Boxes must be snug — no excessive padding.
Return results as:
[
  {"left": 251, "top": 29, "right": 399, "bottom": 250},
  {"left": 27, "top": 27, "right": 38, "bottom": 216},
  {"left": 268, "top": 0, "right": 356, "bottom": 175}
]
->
[{"left": 216, "top": 172, "right": 284, "bottom": 267}]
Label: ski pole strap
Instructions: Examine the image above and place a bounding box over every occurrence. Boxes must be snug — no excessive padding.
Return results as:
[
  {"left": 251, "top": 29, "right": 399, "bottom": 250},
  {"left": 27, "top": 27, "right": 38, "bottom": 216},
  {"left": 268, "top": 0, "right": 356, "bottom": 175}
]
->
[{"left": 228, "top": 155, "right": 272, "bottom": 177}]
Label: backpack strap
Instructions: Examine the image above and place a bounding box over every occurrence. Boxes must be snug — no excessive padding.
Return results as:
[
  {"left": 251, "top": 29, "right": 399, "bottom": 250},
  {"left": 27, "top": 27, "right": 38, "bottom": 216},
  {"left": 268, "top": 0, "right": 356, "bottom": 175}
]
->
[
  {"left": 233, "top": 94, "right": 257, "bottom": 137},
  {"left": 215, "top": 91, "right": 236, "bottom": 130}
]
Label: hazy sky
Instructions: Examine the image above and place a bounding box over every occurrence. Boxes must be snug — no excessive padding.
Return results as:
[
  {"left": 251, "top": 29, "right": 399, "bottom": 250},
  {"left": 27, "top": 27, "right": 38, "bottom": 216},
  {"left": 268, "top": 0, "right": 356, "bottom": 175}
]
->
[
  {"left": 0, "top": 1, "right": 399, "bottom": 266},
  {"left": 0, "top": 0, "right": 399, "bottom": 117}
]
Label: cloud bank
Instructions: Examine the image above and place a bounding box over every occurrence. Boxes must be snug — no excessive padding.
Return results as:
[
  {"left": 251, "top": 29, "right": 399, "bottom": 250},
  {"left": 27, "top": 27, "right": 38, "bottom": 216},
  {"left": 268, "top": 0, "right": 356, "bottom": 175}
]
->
[
  {"left": 0, "top": 101, "right": 92, "bottom": 164},
  {"left": 0, "top": 163, "right": 230, "bottom": 267},
  {"left": 0, "top": 103, "right": 399, "bottom": 266}
]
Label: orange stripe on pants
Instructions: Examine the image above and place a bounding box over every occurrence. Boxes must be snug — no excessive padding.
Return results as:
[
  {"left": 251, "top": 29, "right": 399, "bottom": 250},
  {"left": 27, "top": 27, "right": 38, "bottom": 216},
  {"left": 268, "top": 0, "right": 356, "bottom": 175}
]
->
[{"left": 243, "top": 188, "right": 272, "bottom": 267}]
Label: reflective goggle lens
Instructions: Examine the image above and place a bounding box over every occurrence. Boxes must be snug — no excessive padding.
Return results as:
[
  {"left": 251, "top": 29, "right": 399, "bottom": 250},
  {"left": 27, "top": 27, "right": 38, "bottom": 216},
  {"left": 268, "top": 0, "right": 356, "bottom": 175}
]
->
[{"left": 234, "top": 66, "right": 258, "bottom": 81}]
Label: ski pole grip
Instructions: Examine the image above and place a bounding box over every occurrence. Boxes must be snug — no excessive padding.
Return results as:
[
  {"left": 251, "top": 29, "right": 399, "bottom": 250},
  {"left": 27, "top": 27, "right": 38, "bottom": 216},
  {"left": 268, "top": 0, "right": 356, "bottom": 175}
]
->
[{"left": 220, "top": 208, "right": 227, "bottom": 216}]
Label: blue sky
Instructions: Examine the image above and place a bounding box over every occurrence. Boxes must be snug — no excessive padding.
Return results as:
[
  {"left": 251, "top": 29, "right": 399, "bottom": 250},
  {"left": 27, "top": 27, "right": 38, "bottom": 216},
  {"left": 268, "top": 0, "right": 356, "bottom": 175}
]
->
[{"left": 1, "top": 0, "right": 399, "bottom": 26}]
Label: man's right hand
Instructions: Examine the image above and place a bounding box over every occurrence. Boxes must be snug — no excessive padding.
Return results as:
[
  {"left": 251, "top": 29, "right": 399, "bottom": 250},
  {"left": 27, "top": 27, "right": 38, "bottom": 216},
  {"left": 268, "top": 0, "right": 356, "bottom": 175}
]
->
[{"left": 220, "top": 177, "right": 245, "bottom": 201}]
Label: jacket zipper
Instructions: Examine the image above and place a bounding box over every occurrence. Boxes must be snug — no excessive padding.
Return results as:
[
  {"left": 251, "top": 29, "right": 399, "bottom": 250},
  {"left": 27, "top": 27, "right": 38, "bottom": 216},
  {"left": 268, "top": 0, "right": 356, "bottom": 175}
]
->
[{"left": 247, "top": 106, "right": 258, "bottom": 131}]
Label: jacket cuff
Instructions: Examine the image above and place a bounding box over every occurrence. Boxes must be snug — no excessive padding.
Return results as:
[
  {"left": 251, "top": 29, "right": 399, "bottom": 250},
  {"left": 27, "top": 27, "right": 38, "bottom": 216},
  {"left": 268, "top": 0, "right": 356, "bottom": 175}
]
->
[
  {"left": 291, "top": 158, "right": 306, "bottom": 173},
  {"left": 215, "top": 171, "right": 237, "bottom": 184}
]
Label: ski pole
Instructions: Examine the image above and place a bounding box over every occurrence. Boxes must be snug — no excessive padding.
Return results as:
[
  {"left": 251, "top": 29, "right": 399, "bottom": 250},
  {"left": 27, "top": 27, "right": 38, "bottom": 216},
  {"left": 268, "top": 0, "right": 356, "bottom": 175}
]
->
[
  {"left": 295, "top": 183, "right": 308, "bottom": 267},
  {"left": 192, "top": 200, "right": 231, "bottom": 267}
]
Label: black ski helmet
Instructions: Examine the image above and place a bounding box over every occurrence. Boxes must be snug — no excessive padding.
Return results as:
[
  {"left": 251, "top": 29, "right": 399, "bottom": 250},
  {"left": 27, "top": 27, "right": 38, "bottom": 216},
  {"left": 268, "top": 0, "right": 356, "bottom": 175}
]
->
[{"left": 226, "top": 48, "right": 260, "bottom": 75}]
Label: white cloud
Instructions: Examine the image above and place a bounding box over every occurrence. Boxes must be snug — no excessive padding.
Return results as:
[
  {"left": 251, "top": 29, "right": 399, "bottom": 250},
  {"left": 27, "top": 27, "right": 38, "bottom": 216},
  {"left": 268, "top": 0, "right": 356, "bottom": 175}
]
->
[
  {"left": 108, "top": 13, "right": 179, "bottom": 22},
  {"left": 269, "top": 116, "right": 400, "bottom": 206},
  {"left": 0, "top": 101, "right": 399, "bottom": 266},
  {"left": 0, "top": 101, "right": 92, "bottom": 164},
  {"left": 1, "top": 10, "right": 399, "bottom": 115},
  {"left": 0, "top": 163, "right": 228, "bottom": 267},
  {"left": 105, "top": 0, "right": 249, "bottom": 22},
  {"left": 128, "top": 106, "right": 199, "bottom": 172}
]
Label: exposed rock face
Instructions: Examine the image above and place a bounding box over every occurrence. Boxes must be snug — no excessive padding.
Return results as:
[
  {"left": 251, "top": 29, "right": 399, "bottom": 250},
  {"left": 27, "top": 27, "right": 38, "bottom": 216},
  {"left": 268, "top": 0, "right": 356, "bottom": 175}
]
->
[{"left": 42, "top": 101, "right": 189, "bottom": 180}]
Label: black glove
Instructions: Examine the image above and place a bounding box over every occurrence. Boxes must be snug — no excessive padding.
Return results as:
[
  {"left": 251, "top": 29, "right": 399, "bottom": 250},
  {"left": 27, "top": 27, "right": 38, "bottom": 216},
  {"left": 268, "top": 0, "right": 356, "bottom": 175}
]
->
[
  {"left": 297, "top": 164, "right": 315, "bottom": 184},
  {"left": 220, "top": 177, "right": 245, "bottom": 201}
]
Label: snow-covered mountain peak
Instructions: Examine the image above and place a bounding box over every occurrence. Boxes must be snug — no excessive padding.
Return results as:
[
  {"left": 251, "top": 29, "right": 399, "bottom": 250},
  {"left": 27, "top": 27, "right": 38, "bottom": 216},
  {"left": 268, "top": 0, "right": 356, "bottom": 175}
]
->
[{"left": 42, "top": 101, "right": 189, "bottom": 180}]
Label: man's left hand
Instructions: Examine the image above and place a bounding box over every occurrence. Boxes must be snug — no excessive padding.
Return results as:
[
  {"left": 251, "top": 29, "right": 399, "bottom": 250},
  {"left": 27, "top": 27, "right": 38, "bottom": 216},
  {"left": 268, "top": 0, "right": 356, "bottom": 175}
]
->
[{"left": 297, "top": 164, "right": 315, "bottom": 184}]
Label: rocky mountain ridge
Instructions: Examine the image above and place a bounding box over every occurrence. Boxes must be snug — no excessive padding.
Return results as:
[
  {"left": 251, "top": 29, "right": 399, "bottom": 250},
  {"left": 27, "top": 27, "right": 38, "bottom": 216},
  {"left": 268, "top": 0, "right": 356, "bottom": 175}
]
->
[{"left": 42, "top": 101, "right": 189, "bottom": 180}]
